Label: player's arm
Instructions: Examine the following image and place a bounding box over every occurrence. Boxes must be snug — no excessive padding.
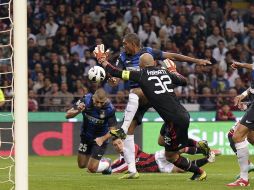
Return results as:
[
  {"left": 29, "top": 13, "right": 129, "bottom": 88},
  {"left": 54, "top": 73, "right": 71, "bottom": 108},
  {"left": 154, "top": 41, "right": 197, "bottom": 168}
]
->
[
  {"left": 234, "top": 87, "right": 251, "bottom": 107},
  {"left": 65, "top": 99, "right": 85, "bottom": 119},
  {"left": 162, "top": 52, "right": 211, "bottom": 65},
  {"left": 231, "top": 61, "right": 253, "bottom": 70},
  {"left": 150, "top": 48, "right": 211, "bottom": 65},
  {"left": 168, "top": 71, "right": 187, "bottom": 86},
  {"left": 95, "top": 113, "right": 118, "bottom": 146}
]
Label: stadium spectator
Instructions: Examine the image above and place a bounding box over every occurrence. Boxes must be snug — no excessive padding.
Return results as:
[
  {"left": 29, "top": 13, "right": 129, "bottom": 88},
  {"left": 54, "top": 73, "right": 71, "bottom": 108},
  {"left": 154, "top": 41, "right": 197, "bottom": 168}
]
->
[
  {"left": 205, "top": 1, "right": 223, "bottom": 24},
  {"left": 215, "top": 104, "right": 236, "bottom": 121},
  {"left": 28, "top": 90, "right": 39, "bottom": 112},
  {"left": 22, "top": 0, "right": 254, "bottom": 112},
  {"left": 113, "top": 90, "right": 127, "bottom": 111},
  {"left": 212, "top": 40, "right": 228, "bottom": 63}
]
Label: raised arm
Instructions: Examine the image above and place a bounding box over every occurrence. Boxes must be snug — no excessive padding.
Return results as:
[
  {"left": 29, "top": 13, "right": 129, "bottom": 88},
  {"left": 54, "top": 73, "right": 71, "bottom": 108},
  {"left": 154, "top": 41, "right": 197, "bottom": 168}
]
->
[
  {"left": 162, "top": 52, "right": 211, "bottom": 65},
  {"left": 231, "top": 61, "right": 253, "bottom": 70},
  {"left": 65, "top": 101, "right": 85, "bottom": 119}
]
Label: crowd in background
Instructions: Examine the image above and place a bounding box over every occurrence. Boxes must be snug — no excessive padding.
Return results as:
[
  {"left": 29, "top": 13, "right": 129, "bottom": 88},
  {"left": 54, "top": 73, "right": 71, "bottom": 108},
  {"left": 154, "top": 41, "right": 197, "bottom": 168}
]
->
[{"left": 0, "top": 0, "right": 254, "bottom": 118}]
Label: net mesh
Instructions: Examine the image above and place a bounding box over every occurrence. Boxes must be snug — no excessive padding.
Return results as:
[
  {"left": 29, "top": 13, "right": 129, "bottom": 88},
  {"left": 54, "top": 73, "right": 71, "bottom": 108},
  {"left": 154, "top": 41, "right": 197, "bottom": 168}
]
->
[{"left": 0, "top": 0, "right": 14, "bottom": 189}]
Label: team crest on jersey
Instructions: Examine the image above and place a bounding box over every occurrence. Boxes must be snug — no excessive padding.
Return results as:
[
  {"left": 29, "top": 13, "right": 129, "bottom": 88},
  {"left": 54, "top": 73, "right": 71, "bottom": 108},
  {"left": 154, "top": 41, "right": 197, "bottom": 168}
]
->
[{"left": 100, "top": 110, "right": 106, "bottom": 119}]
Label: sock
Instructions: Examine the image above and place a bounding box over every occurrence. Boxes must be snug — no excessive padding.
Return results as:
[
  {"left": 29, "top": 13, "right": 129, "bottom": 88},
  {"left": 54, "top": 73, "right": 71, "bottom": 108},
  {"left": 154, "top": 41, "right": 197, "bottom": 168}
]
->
[
  {"left": 235, "top": 141, "right": 249, "bottom": 181},
  {"left": 121, "top": 93, "right": 139, "bottom": 134},
  {"left": 173, "top": 156, "right": 202, "bottom": 174},
  {"left": 192, "top": 158, "right": 208, "bottom": 167},
  {"left": 228, "top": 131, "right": 237, "bottom": 153},
  {"left": 184, "top": 147, "right": 202, "bottom": 155},
  {"left": 187, "top": 139, "right": 197, "bottom": 147},
  {"left": 96, "top": 158, "right": 110, "bottom": 172},
  {"left": 123, "top": 135, "right": 137, "bottom": 173}
]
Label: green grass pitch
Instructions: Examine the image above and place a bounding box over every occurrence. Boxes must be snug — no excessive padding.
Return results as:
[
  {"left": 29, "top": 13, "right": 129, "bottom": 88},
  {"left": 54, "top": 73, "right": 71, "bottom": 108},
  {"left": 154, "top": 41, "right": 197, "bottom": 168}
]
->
[{"left": 1, "top": 155, "right": 254, "bottom": 190}]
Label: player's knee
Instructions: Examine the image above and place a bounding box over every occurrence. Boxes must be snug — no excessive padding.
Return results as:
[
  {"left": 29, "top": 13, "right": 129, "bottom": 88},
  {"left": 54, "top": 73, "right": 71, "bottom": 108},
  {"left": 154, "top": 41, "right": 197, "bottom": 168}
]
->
[
  {"left": 232, "top": 133, "right": 243, "bottom": 143},
  {"left": 78, "top": 163, "right": 86, "bottom": 169}
]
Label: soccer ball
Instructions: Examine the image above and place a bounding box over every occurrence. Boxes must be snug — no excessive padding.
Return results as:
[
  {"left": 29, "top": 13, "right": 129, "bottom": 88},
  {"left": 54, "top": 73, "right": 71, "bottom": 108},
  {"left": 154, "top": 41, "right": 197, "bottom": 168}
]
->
[{"left": 88, "top": 66, "right": 106, "bottom": 83}]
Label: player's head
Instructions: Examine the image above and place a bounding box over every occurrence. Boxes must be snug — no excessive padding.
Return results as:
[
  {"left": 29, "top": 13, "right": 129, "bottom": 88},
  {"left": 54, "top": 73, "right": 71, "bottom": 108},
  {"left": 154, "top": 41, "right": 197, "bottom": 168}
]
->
[
  {"left": 112, "top": 137, "right": 124, "bottom": 153},
  {"left": 92, "top": 88, "right": 108, "bottom": 108},
  {"left": 122, "top": 33, "right": 141, "bottom": 55},
  {"left": 139, "top": 53, "right": 155, "bottom": 68}
]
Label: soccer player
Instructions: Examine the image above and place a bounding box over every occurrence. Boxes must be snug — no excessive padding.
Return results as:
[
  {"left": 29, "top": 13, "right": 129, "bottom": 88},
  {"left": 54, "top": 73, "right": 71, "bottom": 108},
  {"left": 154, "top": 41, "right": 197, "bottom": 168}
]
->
[
  {"left": 94, "top": 47, "right": 208, "bottom": 180},
  {"left": 226, "top": 61, "right": 254, "bottom": 186},
  {"left": 227, "top": 120, "right": 254, "bottom": 180},
  {"left": 110, "top": 137, "right": 215, "bottom": 174},
  {"left": 65, "top": 88, "right": 117, "bottom": 174},
  {"left": 108, "top": 33, "right": 211, "bottom": 179}
]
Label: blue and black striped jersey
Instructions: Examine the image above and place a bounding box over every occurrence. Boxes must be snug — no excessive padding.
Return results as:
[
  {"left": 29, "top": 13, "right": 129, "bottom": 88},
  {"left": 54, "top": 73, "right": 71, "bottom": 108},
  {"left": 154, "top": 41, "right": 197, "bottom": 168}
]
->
[
  {"left": 116, "top": 47, "right": 164, "bottom": 88},
  {"left": 77, "top": 93, "right": 117, "bottom": 142}
]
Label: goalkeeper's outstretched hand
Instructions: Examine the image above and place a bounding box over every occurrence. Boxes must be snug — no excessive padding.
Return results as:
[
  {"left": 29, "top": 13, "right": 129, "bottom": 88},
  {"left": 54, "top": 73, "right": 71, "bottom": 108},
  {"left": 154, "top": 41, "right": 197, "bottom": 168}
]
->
[{"left": 93, "top": 44, "right": 109, "bottom": 64}]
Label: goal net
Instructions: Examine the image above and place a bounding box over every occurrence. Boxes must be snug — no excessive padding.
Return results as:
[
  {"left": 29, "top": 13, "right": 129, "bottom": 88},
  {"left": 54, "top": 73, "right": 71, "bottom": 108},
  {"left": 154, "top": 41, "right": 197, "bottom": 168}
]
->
[
  {"left": 0, "top": 0, "right": 28, "bottom": 189},
  {"left": 0, "top": 0, "right": 14, "bottom": 189}
]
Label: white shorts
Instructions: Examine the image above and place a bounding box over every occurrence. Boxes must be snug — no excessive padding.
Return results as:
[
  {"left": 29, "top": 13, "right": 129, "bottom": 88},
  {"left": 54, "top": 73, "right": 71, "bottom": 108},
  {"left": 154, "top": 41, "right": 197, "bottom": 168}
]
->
[{"left": 154, "top": 149, "right": 174, "bottom": 173}]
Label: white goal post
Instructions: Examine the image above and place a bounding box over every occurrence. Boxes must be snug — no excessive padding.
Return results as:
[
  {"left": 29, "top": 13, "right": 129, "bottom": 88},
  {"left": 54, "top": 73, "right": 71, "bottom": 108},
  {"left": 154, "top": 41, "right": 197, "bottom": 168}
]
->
[{"left": 13, "top": 0, "right": 28, "bottom": 190}]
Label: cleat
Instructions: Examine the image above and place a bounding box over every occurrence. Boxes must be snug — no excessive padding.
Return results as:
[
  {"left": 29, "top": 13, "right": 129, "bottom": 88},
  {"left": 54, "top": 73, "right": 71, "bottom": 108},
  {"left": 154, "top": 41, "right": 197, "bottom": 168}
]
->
[
  {"left": 110, "top": 128, "right": 127, "bottom": 139},
  {"left": 226, "top": 178, "right": 250, "bottom": 187},
  {"left": 235, "top": 163, "right": 254, "bottom": 179},
  {"left": 119, "top": 172, "right": 139, "bottom": 179},
  {"left": 207, "top": 151, "right": 215, "bottom": 163},
  {"left": 197, "top": 140, "right": 211, "bottom": 156},
  {"left": 190, "top": 171, "right": 207, "bottom": 181},
  {"left": 102, "top": 158, "right": 112, "bottom": 175}
]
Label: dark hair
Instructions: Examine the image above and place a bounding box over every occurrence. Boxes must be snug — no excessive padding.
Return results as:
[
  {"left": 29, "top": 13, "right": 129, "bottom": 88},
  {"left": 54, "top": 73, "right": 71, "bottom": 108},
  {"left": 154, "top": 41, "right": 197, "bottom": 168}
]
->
[
  {"left": 123, "top": 33, "right": 141, "bottom": 47},
  {"left": 112, "top": 136, "right": 120, "bottom": 141}
]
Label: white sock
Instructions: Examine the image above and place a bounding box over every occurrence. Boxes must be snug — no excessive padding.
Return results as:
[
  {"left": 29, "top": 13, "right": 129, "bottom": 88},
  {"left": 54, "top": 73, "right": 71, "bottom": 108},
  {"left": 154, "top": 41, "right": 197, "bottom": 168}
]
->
[
  {"left": 123, "top": 135, "right": 137, "bottom": 173},
  {"left": 121, "top": 93, "right": 139, "bottom": 134},
  {"left": 96, "top": 158, "right": 110, "bottom": 172},
  {"left": 235, "top": 141, "right": 249, "bottom": 181}
]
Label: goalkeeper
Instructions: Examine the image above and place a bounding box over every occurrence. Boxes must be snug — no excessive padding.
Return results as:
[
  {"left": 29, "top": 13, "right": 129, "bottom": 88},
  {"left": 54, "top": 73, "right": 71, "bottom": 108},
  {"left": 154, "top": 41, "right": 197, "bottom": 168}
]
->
[
  {"left": 102, "top": 33, "right": 211, "bottom": 179},
  {"left": 94, "top": 45, "right": 208, "bottom": 181}
]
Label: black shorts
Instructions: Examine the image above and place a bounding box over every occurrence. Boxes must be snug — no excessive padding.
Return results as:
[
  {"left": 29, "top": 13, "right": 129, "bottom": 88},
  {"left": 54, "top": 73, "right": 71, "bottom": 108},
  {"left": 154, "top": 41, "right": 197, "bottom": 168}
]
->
[
  {"left": 78, "top": 138, "right": 107, "bottom": 160},
  {"left": 134, "top": 102, "right": 152, "bottom": 125},
  {"left": 160, "top": 120, "right": 189, "bottom": 152},
  {"left": 240, "top": 102, "right": 254, "bottom": 130}
]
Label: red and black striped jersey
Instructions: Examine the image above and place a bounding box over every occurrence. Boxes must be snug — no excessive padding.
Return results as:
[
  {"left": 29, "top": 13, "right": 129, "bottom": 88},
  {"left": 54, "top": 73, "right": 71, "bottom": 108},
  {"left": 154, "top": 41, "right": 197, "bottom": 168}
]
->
[{"left": 111, "top": 144, "right": 160, "bottom": 173}]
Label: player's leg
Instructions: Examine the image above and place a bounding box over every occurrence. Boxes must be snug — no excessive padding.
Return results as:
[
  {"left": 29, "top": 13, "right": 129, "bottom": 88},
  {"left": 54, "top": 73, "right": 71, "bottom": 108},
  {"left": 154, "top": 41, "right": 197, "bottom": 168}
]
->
[
  {"left": 77, "top": 140, "right": 92, "bottom": 168},
  {"left": 228, "top": 123, "right": 254, "bottom": 179},
  {"left": 87, "top": 143, "right": 111, "bottom": 173},
  {"left": 227, "top": 107, "right": 254, "bottom": 186},
  {"left": 77, "top": 153, "right": 90, "bottom": 169},
  {"left": 121, "top": 88, "right": 141, "bottom": 134},
  {"left": 120, "top": 103, "right": 151, "bottom": 179}
]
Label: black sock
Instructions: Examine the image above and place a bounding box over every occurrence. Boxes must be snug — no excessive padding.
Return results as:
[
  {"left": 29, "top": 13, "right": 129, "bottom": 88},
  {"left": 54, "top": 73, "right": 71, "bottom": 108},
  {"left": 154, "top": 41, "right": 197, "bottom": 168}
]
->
[
  {"left": 185, "top": 147, "right": 202, "bottom": 155},
  {"left": 192, "top": 158, "right": 208, "bottom": 167},
  {"left": 228, "top": 130, "right": 237, "bottom": 153},
  {"left": 173, "top": 156, "right": 202, "bottom": 174}
]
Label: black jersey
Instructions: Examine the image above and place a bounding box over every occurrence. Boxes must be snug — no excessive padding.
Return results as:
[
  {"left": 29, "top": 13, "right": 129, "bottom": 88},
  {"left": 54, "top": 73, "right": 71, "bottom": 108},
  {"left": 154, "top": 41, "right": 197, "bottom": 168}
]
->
[{"left": 105, "top": 64, "right": 188, "bottom": 124}]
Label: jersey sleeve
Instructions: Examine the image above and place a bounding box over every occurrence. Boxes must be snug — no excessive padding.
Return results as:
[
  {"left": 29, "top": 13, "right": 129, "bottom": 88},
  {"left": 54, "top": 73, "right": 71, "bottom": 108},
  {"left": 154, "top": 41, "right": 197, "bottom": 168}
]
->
[
  {"left": 149, "top": 48, "right": 163, "bottom": 60},
  {"left": 105, "top": 64, "right": 141, "bottom": 82},
  {"left": 168, "top": 71, "right": 187, "bottom": 86},
  {"left": 111, "top": 156, "right": 128, "bottom": 173}
]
